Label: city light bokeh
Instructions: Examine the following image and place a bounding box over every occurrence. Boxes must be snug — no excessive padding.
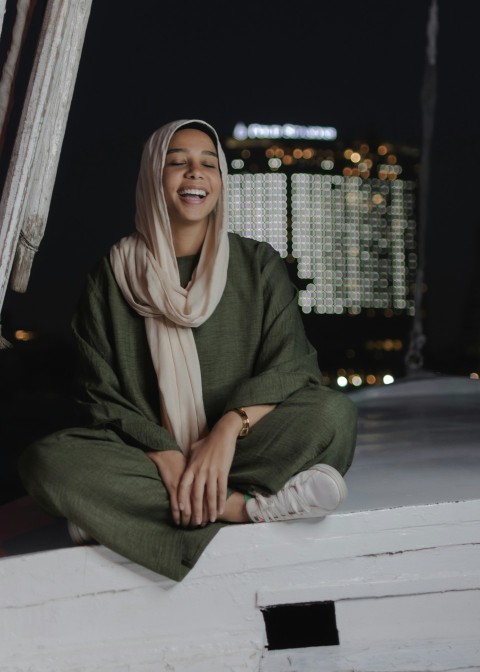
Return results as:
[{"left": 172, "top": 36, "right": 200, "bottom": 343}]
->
[{"left": 225, "top": 122, "right": 422, "bottom": 388}]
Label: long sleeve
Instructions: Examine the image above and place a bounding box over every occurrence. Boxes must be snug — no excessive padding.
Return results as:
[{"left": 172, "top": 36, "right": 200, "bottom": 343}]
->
[
  {"left": 221, "top": 243, "right": 322, "bottom": 412},
  {"left": 177, "top": 233, "right": 322, "bottom": 423},
  {"left": 72, "top": 259, "right": 181, "bottom": 452}
]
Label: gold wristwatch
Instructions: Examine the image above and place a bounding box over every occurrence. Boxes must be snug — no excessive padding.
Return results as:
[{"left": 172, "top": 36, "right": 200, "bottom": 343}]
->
[{"left": 232, "top": 407, "right": 250, "bottom": 438}]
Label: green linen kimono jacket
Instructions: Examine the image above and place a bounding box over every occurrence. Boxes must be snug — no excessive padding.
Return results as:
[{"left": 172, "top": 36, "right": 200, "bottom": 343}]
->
[{"left": 20, "top": 232, "right": 357, "bottom": 579}]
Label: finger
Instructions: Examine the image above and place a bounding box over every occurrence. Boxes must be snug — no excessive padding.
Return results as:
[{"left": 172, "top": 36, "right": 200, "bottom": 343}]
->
[
  {"left": 206, "top": 475, "right": 218, "bottom": 523},
  {"left": 180, "top": 497, "right": 192, "bottom": 528},
  {"left": 202, "top": 496, "right": 209, "bottom": 527},
  {"left": 178, "top": 471, "right": 194, "bottom": 528},
  {"left": 217, "top": 476, "right": 228, "bottom": 516},
  {"left": 168, "top": 485, "right": 181, "bottom": 526},
  {"left": 191, "top": 476, "right": 207, "bottom": 526}
]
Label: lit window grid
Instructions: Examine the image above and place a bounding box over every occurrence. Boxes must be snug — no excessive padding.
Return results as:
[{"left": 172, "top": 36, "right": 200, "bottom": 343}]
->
[
  {"left": 226, "top": 172, "right": 417, "bottom": 316},
  {"left": 227, "top": 174, "right": 288, "bottom": 257},
  {"left": 292, "top": 175, "right": 416, "bottom": 314}
]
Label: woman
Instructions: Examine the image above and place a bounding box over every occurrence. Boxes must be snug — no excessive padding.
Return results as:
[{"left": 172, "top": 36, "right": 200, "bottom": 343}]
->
[{"left": 19, "top": 119, "right": 357, "bottom": 581}]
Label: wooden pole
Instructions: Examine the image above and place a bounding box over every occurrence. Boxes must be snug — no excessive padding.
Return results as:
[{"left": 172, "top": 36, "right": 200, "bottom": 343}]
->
[
  {"left": 0, "top": 0, "right": 92, "bottom": 318},
  {"left": 0, "top": 0, "right": 37, "bottom": 156}
]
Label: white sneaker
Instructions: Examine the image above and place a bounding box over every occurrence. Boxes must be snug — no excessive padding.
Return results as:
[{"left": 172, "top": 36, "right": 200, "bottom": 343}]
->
[
  {"left": 246, "top": 464, "right": 347, "bottom": 523},
  {"left": 67, "top": 520, "right": 94, "bottom": 545}
]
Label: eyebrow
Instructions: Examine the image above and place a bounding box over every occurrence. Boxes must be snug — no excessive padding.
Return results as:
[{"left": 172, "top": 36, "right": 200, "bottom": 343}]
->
[{"left": 166, "top": 147, "right": 218, "bottom": 158}]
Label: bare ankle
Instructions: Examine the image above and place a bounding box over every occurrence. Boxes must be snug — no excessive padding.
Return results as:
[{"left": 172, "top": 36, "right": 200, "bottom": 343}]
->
[{"left": 218, "top": 492, "right": 249, "bottom": 523}]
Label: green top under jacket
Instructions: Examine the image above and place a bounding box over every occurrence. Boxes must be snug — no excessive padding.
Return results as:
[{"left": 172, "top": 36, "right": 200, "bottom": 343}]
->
[{"left": 72, "top": 232, "right": 323, "bottom": 450}]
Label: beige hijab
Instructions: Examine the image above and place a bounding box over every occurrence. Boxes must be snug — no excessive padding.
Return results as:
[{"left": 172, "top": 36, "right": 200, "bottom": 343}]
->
[{"left": 110, "top": 120, "right": 230, "bottom": 454}]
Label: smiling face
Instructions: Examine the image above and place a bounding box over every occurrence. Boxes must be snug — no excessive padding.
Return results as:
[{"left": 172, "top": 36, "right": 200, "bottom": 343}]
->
[{"left": 162, "top": 127, "right": 222, "bottom": 237}]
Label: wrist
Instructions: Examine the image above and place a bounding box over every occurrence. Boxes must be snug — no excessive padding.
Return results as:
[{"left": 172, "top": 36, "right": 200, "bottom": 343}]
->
[
  {"left": 224, "top": 407, "right": 250, "bottom": 439},
  {"left": 217, "top": 410, "right": 244, "bottom": 438}
]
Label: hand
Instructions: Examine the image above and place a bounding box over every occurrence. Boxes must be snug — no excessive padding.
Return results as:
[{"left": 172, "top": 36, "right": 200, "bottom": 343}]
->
[
  {"left": 145, "top": 450, "right": 187, "bottom": 525},
  {"left": 177, "top": 418, "right": 239, "bottom": 527}
]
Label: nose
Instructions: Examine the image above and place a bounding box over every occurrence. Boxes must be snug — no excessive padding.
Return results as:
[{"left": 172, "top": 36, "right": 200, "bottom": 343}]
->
[{"left": 185, "top": 161, "right": 203, "bottom": 179}]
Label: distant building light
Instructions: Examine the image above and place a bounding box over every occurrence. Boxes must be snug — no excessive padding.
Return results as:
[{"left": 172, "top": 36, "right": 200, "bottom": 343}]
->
[
  {"left": 470, "top": 372, "right": 479, "bottom": 380},
  {"left": 351, "top": 375, "right": 363, "bottom": 386},
  {"left": 233, "top": 122, "right": 337, "bottom": 142},
  {"left": 337, "top": 376, "right": 348, "bottom": 387},
  {"left": 231, "top": 159, "right": 244, "bottom": 170},
  {"left": 268, "top": 157, "right": 282, "bottom": 170},
  {"left": 15, "top": 329, "right": 36, "bottom": 342},
  {"left": 383, "top": 374, "right": 395, "bottom": 385}
]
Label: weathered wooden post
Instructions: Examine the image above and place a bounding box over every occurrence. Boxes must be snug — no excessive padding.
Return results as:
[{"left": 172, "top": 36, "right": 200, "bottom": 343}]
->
[{"left": 0, "top": 0, "right": 92, "bottom": 340}]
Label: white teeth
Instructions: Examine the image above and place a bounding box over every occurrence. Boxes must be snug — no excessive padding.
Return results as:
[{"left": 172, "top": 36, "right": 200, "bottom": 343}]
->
[{"left": 179, "top": 188, "right": 206, "bottom": 197}]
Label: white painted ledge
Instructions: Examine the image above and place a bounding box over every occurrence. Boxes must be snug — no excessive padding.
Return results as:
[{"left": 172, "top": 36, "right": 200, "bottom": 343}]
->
[{"left": 1, "top": 498, "right": 480, "bottom": 672}]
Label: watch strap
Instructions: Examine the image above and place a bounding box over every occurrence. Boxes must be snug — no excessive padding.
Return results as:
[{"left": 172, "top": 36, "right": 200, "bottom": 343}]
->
[{"left": 232, "top": 407, "right": 250, "bottom": 438}]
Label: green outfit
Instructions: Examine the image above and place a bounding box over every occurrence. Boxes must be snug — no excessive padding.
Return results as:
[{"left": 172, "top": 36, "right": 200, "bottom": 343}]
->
[{"left": 19, "top": 233, "right": 357, "bottom": 581}]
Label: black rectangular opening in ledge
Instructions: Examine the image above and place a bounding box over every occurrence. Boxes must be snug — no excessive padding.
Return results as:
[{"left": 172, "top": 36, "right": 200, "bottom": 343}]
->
[{"left": 261, "top": 601, "right": 339, "bottom": 650}]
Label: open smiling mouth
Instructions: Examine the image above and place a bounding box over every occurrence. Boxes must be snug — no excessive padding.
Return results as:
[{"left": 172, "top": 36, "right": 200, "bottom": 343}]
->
[{"left": 178, "top": 188, "right": 207, "bottom": 201}]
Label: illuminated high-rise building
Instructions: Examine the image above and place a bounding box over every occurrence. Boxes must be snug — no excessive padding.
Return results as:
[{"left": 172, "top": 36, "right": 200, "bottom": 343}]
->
[{"left": 224, "top": 122, "right": 418, "bottom": 318}]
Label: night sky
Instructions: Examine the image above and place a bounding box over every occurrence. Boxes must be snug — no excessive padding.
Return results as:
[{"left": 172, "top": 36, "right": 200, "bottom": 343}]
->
[
  {"left": 3, "top": 0, "right": 478, "bottom": 362},
  {"left": 1, "top": 0, "right": 479, "bottom": 502},
  {"left": 2, "top": 0, "right": 480, "bottom": 360},
  {"left": 4, "top": 0, "right": 435, "bottom": 335}
]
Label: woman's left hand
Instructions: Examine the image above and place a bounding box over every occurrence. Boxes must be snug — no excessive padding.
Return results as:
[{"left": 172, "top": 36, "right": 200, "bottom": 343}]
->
[{"left": 177, "top": 415, "right": 240, "bottom": 527}]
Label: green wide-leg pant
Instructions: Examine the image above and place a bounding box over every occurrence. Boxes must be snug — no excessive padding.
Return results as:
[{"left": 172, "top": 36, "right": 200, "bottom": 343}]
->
[{"left": 18, "top": 386, "right": 357, "bottom": 581}]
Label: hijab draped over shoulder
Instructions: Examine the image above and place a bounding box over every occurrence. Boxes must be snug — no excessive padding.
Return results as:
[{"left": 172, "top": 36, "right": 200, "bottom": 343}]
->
[{"left": 109, "top": 120, "right": 230, "bottom": 453}]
